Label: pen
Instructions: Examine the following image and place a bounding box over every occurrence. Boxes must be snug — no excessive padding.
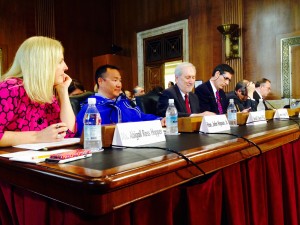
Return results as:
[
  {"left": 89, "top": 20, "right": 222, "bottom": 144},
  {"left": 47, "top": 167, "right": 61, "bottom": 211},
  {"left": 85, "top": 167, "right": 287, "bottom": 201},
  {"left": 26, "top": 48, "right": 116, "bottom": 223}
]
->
[{"left": 32, "top": 154, "right": 51, "bottom": 160}]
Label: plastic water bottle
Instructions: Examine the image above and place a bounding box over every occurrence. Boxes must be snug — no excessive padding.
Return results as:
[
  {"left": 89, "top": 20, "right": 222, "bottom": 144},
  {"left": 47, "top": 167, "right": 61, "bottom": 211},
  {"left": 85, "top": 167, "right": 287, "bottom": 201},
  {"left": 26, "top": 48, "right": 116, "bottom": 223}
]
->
[
  {"left": 290, "top": 99, "right": 297, "bottom": 109},
  {"left": 165, "top": 99, "right": 178, "bottom": 135},
  {"left": 227, "top": 99, "right": 237, "bottom": 126},
  {"left": 83, "top": 98, "right": 102, "bottom": 152},
  {"left": 257, "top": 99, "right": 265, "bottom": 111}
]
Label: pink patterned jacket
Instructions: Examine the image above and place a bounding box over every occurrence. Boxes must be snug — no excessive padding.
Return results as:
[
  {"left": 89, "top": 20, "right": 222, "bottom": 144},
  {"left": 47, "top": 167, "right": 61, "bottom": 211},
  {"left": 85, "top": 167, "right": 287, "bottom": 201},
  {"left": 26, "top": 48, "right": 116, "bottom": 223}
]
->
[{"left": 0, "top": 78, "right": 75, "bottom": 140}]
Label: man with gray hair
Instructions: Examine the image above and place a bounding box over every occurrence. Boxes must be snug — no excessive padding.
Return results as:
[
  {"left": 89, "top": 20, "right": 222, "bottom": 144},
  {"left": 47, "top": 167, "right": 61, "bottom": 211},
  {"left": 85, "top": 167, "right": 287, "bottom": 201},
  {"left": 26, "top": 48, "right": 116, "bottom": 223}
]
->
[{"left": 157, "top": 62, "right": 215, "bottom": 117}]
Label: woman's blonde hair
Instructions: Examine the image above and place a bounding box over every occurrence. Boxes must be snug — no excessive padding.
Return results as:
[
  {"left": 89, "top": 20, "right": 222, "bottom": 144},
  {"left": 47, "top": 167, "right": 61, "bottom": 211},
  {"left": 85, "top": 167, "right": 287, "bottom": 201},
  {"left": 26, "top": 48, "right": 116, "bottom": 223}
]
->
[{"left": 1, "top": 36, "right": 64, "bottom": 103}]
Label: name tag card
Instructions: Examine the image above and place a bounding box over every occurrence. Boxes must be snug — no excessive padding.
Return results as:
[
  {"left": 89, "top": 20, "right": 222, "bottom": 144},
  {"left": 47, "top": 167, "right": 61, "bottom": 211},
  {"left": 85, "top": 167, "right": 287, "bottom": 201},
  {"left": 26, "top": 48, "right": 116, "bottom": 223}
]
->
[
  {"left": 200, "top": 115, "right": 230, "bottom": 133},
  {"left": 273, "top": 108, "right": 289, "bottom": 119},
  {"left": 112, "top": 120, "right": 165, "bottom": 147},
  {"left": 246, "top": 111, "right": 267, "bottom": 125}
]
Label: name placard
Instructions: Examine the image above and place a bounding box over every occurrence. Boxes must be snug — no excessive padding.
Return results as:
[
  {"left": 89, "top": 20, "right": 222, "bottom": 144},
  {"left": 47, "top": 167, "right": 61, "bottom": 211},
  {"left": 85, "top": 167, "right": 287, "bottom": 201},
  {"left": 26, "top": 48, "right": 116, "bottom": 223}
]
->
[
  {"left": 112, "top": 120, "right": 165, "bottom": 147},
  {"left": 246, "top": 111, "right": 267, "bottom": 125},
  {"left": 200, "top": 115, "right": 230, "bottom": 133},
  {"left": 273, "top": 108, "right": 289, "bottom": 119}
]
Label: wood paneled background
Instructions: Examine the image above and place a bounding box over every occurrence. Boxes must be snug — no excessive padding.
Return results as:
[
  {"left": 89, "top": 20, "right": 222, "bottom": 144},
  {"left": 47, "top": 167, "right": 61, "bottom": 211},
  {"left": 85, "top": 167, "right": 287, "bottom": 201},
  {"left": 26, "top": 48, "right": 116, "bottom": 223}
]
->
[{"left": 0, "top": 0, "right": 299, "bottom": 98}]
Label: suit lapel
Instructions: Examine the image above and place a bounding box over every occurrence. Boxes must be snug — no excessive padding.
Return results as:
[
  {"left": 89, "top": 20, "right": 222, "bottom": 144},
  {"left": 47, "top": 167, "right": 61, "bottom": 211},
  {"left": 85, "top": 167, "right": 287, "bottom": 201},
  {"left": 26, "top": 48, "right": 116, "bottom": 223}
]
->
[{"left": 174, "top": 84, "right": 188, "bottom": 113}]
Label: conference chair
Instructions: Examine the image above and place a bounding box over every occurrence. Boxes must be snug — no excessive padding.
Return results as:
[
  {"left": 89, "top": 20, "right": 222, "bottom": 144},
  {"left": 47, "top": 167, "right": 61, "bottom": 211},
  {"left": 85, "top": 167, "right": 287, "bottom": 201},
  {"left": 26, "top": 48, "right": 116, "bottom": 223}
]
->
[
  {"left": 69, "top": 91, "right": 94, "bottom": 115},
  {"left": 135, "top": 92, "right": 161, "bottom": 115}
]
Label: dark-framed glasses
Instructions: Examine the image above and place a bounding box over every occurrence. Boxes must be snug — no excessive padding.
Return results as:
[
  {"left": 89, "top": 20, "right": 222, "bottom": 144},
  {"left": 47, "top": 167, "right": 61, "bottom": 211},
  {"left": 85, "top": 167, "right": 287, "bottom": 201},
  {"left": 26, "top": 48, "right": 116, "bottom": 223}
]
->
[{"left": 221, "top": 74, "right": 231, "bottom": 82}]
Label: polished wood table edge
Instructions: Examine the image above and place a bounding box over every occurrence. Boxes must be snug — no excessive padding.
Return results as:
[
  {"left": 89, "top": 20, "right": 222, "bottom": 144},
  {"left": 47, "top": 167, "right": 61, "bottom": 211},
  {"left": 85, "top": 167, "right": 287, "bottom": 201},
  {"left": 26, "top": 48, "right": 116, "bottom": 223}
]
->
[{"left": 0, "top": 122, "right": 299, "bottom": 215}]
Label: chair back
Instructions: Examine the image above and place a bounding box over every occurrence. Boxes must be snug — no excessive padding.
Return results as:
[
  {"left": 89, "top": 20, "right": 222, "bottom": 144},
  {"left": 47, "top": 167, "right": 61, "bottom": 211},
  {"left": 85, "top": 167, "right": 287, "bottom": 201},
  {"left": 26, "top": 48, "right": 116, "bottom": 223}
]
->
[
  {"left": 135, "top": 92, "right": 161, "bottom": 115},
  {"left": 69, "top": 91, "right": 94, "bottom": 115}
]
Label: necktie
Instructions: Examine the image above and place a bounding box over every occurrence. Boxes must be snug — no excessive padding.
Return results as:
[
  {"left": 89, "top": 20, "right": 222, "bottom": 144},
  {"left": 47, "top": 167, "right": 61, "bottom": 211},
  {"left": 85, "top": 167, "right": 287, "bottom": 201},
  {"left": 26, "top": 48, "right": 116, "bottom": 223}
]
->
[
  {"left": 185, "top": 94, "right": 191, "bottom": 114},
  {"left": 216, "top": 91, "right": 223, "bottom": 114}
]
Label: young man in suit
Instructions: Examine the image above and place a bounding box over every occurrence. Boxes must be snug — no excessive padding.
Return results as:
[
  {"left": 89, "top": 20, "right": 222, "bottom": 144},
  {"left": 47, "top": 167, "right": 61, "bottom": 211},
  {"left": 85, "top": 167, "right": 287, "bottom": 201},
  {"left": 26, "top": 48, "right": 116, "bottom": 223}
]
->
[
  {"left": 157, "top": 62, "right": 215, "bottom": 117},
  {"left": 253, "top": 78, "right": 271, "bottom": 110},
  {"left": 195, "top": 64, "right": 235, "bottom": 114}
]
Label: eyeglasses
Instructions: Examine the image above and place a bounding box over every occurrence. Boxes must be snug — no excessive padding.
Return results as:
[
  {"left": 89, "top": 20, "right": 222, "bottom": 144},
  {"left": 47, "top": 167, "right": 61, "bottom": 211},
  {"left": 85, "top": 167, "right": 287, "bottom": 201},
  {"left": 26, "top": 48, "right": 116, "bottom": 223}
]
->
[{"left": 221, "top": 74, "right": 231, "bottom": 82}]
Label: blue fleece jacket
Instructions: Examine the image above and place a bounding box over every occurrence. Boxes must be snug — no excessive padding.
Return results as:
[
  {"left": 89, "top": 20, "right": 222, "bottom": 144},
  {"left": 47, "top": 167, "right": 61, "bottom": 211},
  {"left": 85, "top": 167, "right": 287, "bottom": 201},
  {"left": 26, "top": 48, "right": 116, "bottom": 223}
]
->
[{"left": 76, "top": 94, "right": 161, "bottom": 136}]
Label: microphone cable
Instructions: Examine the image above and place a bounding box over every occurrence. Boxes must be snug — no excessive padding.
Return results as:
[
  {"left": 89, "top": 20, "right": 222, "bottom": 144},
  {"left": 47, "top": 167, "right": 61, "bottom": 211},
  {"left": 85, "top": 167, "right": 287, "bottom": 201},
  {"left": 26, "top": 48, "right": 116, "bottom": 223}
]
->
[
  {"left": 199, "top": 131, "right": 262, "bottom": 155},
  {"left": 265, "top": 100, "right": 277, "bottom": 110},
  {"left": 111, "top": 145, "right": 206, "bottom": 175}
]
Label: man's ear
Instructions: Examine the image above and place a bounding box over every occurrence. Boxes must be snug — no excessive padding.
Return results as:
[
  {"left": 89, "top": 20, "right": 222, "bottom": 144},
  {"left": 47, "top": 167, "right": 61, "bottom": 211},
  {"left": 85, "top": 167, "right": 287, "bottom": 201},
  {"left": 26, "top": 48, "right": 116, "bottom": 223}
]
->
[{"left": 97, "top": 77, "right": 103, "bottom": 86}]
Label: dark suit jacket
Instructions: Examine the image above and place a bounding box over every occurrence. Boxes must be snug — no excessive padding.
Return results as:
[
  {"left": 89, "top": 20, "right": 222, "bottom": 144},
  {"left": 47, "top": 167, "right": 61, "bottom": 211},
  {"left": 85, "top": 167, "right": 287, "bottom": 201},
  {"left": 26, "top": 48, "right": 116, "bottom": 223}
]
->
[
  {"left": 195, "top": 80, "right": 228, "bottom": 114},
  {"left": 253, "top": 90, "right": 268, "bottom": 110},
  {"left": 226, "top": 91, "right": 257, "bottom": 112},
  {"left": 156, "top": 84, "right": 200, "bottom": 117}
]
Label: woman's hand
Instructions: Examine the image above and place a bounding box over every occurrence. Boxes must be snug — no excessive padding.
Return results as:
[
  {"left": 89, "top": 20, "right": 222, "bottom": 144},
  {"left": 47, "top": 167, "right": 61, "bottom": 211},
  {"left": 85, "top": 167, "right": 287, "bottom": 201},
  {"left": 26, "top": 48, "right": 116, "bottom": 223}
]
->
[
  {"left": 36, "top": 122, "right": 68, "bottom": 143},
  {"left": 54, "top": 73, "right": 72, "bottom": 96}
]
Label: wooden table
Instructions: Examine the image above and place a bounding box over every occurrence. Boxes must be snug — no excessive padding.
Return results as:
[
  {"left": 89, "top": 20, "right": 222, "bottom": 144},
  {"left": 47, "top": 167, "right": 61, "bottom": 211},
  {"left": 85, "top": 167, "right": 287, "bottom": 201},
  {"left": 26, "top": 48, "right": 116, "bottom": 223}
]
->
[{"left": 0, "top": 119, "right": 299, "bottom": 218}]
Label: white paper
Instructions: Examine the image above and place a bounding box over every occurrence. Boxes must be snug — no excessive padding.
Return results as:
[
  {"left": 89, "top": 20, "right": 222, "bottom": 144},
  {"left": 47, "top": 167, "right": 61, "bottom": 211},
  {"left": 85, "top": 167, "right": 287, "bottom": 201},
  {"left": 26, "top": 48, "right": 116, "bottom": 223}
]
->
[
  {"left": 200, "top": 115, "right": 230, "bottom": 133},
  {"left": 13, "top": 138, "right": 80, "bottom": 150},
  {"left": 246, "top": 111, "right": 267, "bottom": 125},
  {"left": 273, "top": 108, "right": 289, "bottom": 119},
  {"left": 112, "top": 120, "right": 165, "bottom": 147},
  {"left": 0, "top": 149, "right": 72, "bottom": 163}
]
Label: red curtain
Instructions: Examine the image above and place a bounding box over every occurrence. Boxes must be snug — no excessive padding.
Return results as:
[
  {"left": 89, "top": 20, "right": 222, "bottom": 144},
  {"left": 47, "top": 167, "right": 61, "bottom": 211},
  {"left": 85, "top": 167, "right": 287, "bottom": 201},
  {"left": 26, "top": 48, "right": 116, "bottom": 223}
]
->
[{"left": 0, "top": 140, "right": 299, "bottom": 225}]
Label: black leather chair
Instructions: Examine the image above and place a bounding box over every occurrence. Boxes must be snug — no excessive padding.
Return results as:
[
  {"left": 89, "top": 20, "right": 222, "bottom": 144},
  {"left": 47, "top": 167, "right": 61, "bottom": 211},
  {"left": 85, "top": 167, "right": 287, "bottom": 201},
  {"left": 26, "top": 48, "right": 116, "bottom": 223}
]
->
[
  {"left": 135, "top": 92, "right": 161, "bottom": 115},
  {"left": 69, "top": 91, "right": 94, "bottom": 115}
]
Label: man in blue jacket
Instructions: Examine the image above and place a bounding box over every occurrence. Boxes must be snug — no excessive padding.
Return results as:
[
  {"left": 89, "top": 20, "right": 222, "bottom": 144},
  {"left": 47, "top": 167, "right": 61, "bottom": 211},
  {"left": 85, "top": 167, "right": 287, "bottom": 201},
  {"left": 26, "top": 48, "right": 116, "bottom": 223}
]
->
[{"left": 76, "top": 64, "right": 162, "bottom": 136}]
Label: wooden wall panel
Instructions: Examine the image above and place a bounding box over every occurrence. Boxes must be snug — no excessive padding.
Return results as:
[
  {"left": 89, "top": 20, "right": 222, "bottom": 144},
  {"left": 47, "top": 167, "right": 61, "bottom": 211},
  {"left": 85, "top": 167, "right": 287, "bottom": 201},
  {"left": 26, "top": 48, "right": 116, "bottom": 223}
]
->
[
  {"left": 111, "top": 0, "right": 190, "bottom": 90},
  {"left": 188, "top": 0, "right": 223, "bottom": 81},
  {"left": 243, "top": 0, "right": 300, "bottom": 99},
  {"left": 1, "top": 0, "right": 300, "bottom": 99},
  {"left": 0, "top": 0, "right": 112, "bottom": 92},
  {"left": 54, "top": 0, "right": 112, "bottom": 91},
  {"left": 0, "top": 0, "right": 35, "bottom": 72}
]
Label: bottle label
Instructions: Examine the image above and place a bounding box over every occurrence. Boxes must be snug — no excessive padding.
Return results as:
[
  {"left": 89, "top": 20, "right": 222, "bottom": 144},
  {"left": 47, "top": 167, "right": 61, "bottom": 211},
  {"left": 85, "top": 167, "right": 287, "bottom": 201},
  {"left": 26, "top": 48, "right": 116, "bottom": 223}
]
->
[
  {"left": 84, "top": 125, "right": 101, "bottom": 140},
  {"left": 166, "top": 116, "right": 178, "bottom": 127},
  {"left": 227, "top": 110, "right": 237, "bottom": 121},
  {"left": 84, "top": 113, "right": 101, "bottom": 125}
]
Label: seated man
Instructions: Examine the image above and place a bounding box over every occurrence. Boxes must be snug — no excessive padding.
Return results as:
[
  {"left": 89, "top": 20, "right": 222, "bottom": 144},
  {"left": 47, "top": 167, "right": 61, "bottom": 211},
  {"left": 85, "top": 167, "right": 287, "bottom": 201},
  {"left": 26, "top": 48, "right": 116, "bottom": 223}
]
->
[
  {"left": 157, "top": 62, "right": 215, "bottom": 117},
  {"left": 195, "top": 64, "right": 235, "bottom": 114},
  {"left": 226, "top": 81, "right": 257, "bottom": 112},
  {"left": 76, "top": 65, "right": 162, "bottom": 136},
  {"left": 253, "top": 78, "right": 271, "bottom": 110}
]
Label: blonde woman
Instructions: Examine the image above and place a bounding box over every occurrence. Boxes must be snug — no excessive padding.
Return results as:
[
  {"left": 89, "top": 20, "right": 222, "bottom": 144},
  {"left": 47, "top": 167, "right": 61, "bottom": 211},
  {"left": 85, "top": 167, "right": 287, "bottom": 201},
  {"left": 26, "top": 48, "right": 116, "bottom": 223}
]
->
[{"left": 0, "top": 36, "right": 76, "bottom": 147}]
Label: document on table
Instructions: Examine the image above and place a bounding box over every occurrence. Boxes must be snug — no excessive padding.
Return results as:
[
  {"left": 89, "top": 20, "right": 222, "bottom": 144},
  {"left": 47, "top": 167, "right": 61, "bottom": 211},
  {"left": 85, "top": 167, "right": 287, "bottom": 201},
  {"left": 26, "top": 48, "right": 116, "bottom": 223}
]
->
[
  {"left": 0, "top": 149, "right": 72, "bottom": 163},
  {"left": 12, "top": 138, "right": 80, "bottom": 150}
]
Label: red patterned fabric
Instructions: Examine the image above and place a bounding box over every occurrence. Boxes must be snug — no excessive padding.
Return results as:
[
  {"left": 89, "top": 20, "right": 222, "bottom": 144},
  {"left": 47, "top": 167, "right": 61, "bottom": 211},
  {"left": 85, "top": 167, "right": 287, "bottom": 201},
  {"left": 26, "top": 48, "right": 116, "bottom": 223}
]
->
[{"left": 0, "top": 78, "right": 76, "bottom": 139}]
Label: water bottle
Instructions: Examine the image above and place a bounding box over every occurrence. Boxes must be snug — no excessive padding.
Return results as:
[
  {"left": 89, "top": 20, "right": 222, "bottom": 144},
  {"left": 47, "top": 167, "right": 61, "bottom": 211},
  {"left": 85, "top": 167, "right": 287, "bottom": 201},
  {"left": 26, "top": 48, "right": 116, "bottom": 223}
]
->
[
  {"left": 83, "top": 98, "right": 103, "bottom": 152},
  {"left": 257, "top": 99, "right": 265, "bottom": 111},
  {"left": 227, "top": 99, "right": 237, "bottom": 126},
  {"left": 165, "top": 99, "right": 178, "bottom": 135},
  {"left": 290, "top": 99, "right": 297, "bottom": 109}
]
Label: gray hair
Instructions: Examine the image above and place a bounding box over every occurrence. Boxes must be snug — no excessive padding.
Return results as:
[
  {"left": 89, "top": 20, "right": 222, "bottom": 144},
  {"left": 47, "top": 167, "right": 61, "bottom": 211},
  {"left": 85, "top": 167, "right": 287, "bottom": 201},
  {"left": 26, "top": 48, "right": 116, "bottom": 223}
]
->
[{"left": 174, "top": 62, "right": 196, "bottom": 77}]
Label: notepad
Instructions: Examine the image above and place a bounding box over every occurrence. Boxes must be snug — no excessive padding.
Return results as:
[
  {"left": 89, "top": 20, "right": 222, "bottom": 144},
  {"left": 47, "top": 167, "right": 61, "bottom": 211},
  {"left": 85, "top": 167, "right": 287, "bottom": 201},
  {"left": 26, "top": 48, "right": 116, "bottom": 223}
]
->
[
  {"left": 1, "top": 149, "right": 72, "bottom": 163},
  {"left": 1, "top": 149, "right": 92, "bottom": 164},
  {"left": 13, "top": 138, "right": 80, "bottom": 150}
]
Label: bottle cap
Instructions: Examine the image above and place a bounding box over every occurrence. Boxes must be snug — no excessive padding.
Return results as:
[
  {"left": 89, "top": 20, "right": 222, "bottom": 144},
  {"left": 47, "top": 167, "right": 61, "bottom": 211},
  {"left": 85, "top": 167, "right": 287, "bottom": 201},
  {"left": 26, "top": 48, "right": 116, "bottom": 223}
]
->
[
  {"left": 88, "top": 98, "right": 96, "bottom": 105},
  {"left": 229, "top": 99, "right": 234, "bottom": 103},
  {"left": 168, "top": 99, "right": 174, "bottom": 104}
]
